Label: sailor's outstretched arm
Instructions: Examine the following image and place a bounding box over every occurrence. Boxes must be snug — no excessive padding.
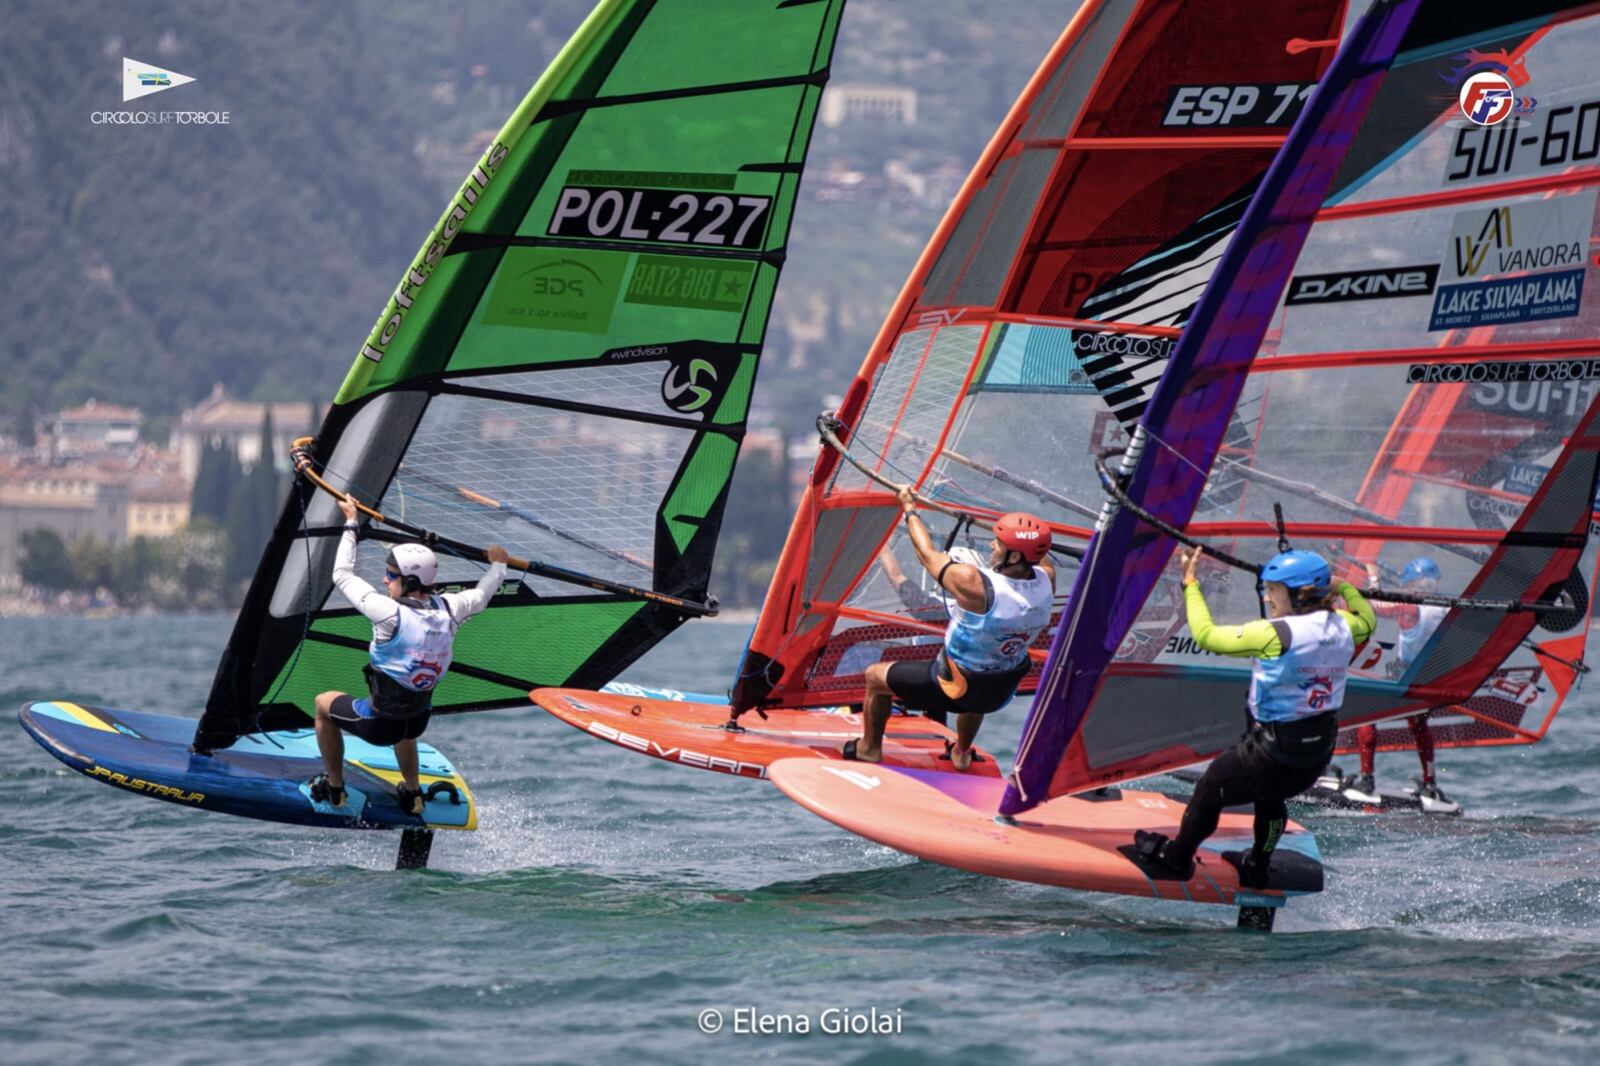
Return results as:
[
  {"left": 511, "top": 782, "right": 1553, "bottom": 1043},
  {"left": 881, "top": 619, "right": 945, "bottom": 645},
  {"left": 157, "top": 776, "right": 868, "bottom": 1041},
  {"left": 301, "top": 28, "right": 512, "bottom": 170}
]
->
[
  {"left": 1336, "top": 580, "right": 1376, "bottom": 643},
  {"left": 898, "top": 487, "right": 986, "bottom": 612},
  {"left": 333, "top": 496, "right": 398, "bottom": 626},
  {"left": 1179, "top": 547, "right": 1283, "bottom": 659},
  {"left": 1183, "top": 583, "right": 1285, "bottom": 659},
  {"left": 445, "top": 545, "right": 509, "bottom": 620}
]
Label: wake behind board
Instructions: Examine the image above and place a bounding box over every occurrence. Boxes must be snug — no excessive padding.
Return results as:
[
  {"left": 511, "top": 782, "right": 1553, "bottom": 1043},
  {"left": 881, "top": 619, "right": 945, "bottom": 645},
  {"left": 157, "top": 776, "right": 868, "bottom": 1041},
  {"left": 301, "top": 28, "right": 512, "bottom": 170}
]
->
[
  {"left": 21, "top": 701, "right": 475, "bottom": 832},
  {"left": 1166, "top": 766, "right": 1456, "bottom": 815},
  {"left": 534, "top": 687, "right": 1001, "bottom": 779},
  {"left": 769, "top": 758, "right": 1322, "bottom": 915}
]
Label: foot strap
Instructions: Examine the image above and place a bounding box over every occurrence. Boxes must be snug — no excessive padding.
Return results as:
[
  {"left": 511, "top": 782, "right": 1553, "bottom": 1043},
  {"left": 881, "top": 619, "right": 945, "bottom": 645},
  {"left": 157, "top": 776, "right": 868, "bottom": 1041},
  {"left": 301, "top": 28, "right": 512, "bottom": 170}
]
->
[
  {"left": 1224, "top": 848, "right": 1272, "bottom": 889},
  {"left": 396, "top": 783, "right": 424, "bottom": 816},
  {"left": 940, "top": 739, "right": 986, "bottom": 765},
  {"left": 1124, "top": 830, "right": 1195, "bottom": 880},
  {"left": 309, "top": 773, "right": 347, "bottom": 807}
]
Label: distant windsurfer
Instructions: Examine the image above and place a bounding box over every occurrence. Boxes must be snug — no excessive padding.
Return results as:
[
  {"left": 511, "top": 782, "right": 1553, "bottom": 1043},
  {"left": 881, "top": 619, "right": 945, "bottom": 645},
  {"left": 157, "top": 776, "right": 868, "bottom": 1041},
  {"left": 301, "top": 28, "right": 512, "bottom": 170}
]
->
[
  {"left": 876, "top": 542, "right": 944, "bottom": 617},
  {"left": 1135, "top": 548, "right": 1375, "bottom": 885},
  {"left": 1346, "top": 556, "right": 1456, "bottom": 812},
  {"left": 842, "top": 488, "right": 1055, "bottom": 770},
  {"left": 308, "top": 494, "right": 508, "bottom": 814}
]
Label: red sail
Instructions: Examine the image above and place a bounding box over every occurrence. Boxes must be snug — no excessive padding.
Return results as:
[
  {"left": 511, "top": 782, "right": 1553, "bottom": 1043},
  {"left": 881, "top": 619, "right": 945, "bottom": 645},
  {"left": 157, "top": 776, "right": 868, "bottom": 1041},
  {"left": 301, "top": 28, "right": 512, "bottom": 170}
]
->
[{"left": 733, "top": 0, "right": 1348, "bottom": 714}]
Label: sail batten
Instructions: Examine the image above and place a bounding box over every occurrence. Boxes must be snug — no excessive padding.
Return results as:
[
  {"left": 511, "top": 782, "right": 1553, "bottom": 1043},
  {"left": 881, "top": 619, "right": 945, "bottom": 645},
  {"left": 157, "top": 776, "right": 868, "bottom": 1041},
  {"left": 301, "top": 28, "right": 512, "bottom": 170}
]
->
[{"left": 1319, "top": 167, "right": 1600, "bottom": 218}]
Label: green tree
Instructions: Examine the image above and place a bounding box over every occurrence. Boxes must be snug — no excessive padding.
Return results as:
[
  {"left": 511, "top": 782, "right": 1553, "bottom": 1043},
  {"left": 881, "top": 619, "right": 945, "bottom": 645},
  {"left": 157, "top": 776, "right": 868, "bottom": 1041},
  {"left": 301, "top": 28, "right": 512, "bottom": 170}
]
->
[
  {"left": 223, "top": 410, "right": 284, "bottom": 591},
  {"left": 17, "top": 529, "right": 75, "bottom": 592},
  {"left": 69, "top": 536, "right": 116, "bottom": 593},
  {"left": 222, "top": 480, "right": 255, "bottom": 590},
  {"left": 254, "top": 409, "right": 285, "bottom": 534},
  {"left": 112, "top": 536, "right": 172, "bottom": 606},
  {"left": 190, "top": 439, "right": 240, "bottom": 524}
]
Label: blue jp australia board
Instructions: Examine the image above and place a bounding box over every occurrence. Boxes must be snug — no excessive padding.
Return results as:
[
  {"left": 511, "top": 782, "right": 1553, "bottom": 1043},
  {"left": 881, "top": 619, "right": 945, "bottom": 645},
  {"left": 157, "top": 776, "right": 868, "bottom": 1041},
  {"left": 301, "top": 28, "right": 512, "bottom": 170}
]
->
[{"left": 20, "top": 701, "right": 475, "bottom": 832}]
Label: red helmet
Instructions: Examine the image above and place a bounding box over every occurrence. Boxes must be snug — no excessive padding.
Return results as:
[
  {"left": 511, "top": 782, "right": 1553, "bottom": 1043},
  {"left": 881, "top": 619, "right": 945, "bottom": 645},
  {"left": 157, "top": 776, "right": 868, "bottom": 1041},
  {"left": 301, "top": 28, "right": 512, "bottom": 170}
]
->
[{"left": 993, "top": 512, "right": 1052, "bottom": 563}]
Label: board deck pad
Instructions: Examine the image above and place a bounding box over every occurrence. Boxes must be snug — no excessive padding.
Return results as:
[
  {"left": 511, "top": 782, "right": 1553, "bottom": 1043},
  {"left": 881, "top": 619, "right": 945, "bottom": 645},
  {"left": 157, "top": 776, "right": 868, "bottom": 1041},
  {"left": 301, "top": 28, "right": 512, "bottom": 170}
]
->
[
  {"left": 534, "top": 687, "right": 1001, "bottom": 779},
  {"left": 769, "top": 758, "right": 1322, "bottom": 908},
  {"left": 21, "top": 701, "right": 475, "bottom": 831}
]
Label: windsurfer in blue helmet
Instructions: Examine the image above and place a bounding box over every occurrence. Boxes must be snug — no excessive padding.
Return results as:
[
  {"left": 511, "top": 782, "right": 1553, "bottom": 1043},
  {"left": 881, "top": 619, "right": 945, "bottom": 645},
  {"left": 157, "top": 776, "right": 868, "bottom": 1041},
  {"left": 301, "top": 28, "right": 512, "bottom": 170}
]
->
[
  {"left": 307, "top": 494, "right": 509, "bottom": 815},
  {"left": 843, "top": 488, "right": 1056, "bottom": 771},
  {"left": 1346, "top": 556, "right": 1457, "bottom": 812},
  {"left": 1134, "top": 547, "right": 1375, "bottom": 885}
]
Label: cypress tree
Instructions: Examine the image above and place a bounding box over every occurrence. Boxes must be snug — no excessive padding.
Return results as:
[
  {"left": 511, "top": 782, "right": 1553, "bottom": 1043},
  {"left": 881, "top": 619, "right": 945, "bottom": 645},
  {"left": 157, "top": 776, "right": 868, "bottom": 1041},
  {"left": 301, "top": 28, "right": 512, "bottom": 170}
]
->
[
  {"left": 222, "top": 409, "right": 284, "bottom": 589},
  {"left": 189, "top": 438, "right": 237, "bottom": 525},
  {"left": 253, "top": 407, "right": 283, "bottom": 533}
]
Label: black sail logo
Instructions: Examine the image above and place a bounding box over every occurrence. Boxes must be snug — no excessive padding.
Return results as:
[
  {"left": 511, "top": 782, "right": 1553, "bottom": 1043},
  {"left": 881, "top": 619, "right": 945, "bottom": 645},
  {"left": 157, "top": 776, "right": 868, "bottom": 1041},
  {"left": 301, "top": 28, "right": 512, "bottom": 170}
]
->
[
  {"left": 1285, "top": 265, "right": 1439, "bottom": 305},
  {"left": 661, "top": 359, "right": 719, "bottom": 413}
]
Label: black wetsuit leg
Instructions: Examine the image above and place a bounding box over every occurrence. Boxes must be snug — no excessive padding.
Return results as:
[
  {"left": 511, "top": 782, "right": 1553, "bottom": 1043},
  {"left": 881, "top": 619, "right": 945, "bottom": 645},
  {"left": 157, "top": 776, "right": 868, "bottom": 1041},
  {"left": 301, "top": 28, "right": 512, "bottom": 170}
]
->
[
  {"left": 1171, "top": 735, "right": 1328, "bottom": 865},
  {"left": 1171, "top": 746, "right": 1253, "bottom": 861},
  {"left": 1252, "top": 792, "right": 1289, "bottom": 856}
]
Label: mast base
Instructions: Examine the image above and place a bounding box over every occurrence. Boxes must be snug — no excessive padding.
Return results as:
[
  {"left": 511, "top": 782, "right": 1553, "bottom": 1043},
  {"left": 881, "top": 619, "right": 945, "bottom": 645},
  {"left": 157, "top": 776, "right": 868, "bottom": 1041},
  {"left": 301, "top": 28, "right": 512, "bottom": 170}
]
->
[{"left": 1237, "top": 905, "right": 1276, "bottom": 932}]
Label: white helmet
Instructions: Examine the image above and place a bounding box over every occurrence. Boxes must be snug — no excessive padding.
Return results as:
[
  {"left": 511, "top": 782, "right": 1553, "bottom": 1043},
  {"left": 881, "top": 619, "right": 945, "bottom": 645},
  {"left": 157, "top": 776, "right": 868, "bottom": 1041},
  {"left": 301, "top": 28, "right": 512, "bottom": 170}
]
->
[{"left": 386, "top": 543, "right": 437, "bottom": 590}]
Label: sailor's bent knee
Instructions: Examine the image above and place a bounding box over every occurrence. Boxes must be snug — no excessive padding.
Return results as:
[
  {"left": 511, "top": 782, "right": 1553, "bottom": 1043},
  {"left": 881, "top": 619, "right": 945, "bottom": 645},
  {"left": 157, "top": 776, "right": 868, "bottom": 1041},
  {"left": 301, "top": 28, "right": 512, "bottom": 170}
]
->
[{"left": 863, "top": 662, "right": 892, "bottom": 693}]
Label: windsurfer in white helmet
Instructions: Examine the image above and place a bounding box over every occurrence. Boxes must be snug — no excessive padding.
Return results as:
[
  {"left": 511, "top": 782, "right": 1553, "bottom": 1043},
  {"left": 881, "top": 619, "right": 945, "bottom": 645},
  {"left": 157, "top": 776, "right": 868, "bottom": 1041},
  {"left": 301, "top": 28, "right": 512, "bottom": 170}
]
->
[
  {"left": 843, "top": 488, "right": 1055, "bottom": 771},
  {"left": 308, "top": 494, "right": 509, "bottom": 815}
]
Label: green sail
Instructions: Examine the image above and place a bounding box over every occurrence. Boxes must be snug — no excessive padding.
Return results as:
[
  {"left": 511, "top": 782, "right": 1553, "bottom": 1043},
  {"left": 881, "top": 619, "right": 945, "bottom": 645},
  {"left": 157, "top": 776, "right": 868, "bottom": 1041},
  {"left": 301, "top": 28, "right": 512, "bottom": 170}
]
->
[{"left": 196, "top": 0, "right": 845, "bottom": 750}]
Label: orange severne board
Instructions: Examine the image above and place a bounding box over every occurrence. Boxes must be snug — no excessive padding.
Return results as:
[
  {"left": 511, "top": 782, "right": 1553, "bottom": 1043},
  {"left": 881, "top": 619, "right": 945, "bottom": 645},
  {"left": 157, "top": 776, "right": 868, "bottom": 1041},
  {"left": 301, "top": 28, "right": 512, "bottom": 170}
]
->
[
  {"left": 534, "top": 688, "right": 1000, "bottom": 779},
  {"left": 768, "top": 758, "right": 1322, "bottom": 909}
]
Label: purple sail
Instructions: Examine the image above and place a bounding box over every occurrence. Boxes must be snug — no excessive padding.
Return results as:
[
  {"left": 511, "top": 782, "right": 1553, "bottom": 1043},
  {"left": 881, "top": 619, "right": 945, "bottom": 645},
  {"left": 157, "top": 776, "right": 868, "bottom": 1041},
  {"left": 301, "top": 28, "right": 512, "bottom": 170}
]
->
[{"left": 1002, "top": 0, "right": 1423, "bottom": 815}]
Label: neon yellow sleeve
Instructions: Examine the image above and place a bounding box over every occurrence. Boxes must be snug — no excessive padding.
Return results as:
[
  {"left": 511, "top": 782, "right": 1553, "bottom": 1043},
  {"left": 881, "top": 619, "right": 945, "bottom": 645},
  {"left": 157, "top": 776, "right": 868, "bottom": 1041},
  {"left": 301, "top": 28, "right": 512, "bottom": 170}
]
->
[
  {"left": 1184, "top": 582, "right": 1284, "bottom": 658},
  {"left": 1336, "top": 580, "right": 1376, "bottom": 644}
]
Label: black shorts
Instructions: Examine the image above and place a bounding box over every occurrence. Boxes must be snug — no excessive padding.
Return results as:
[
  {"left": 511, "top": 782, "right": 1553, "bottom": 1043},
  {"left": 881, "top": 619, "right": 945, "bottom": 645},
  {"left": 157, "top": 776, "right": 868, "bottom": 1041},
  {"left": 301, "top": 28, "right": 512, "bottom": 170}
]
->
[
  {"left": 1196, "top": 732, "right": 1330, "bottom": 812},
  {"left": 327, "top": 695, "right": 430, "bottom": 747},
  {"left": 886, "top": 654, "right": 1031, "bottom": 717}
]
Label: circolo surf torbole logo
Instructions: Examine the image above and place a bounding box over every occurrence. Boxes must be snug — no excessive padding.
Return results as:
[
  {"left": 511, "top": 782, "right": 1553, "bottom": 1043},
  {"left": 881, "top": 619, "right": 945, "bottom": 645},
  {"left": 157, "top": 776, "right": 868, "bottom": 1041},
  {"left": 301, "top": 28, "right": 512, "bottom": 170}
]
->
[
  {"left": 123, "top": 58, "right": 194, "bottom": 101},
  {"left": 91, "top": 58, "right": 229, "bottom": 124}
]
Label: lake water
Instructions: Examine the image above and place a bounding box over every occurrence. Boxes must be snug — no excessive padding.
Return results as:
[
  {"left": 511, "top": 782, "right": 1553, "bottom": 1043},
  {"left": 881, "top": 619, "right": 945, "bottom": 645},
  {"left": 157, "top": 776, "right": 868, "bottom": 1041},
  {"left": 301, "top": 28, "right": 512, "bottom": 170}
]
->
[{"left": 6, "top": 615, "right": 1600, "bottom": 1064}]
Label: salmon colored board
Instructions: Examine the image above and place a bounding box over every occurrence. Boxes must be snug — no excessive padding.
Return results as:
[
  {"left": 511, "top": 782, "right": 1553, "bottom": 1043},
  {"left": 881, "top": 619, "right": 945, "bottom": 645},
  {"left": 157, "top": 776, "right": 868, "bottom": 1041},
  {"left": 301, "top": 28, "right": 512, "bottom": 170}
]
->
[
  {"left": 533, "top": 688, "right": 1000, "bottom": 779},
  {"left": 768, "top": 758, "right": 1323, "bottom": 909}
]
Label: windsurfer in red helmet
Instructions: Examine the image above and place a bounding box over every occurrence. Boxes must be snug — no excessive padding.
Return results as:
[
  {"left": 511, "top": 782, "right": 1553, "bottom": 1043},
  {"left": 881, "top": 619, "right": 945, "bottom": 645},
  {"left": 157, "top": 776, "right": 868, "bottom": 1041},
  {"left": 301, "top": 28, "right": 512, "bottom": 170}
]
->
[{"left": 843, "top": 487, "right": 1056, "bottom": 770}]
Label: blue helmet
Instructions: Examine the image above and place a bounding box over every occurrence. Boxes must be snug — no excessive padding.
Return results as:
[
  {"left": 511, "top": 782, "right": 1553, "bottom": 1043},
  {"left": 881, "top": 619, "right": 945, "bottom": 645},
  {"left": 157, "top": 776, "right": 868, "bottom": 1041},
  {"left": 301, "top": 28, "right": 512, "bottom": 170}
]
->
[
  {"left": 1401, "top": 557, "right": 1441, "bottom": 584},
  {"left": 1261, "top": 549, "right": 1331, "bottom": 591}
]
